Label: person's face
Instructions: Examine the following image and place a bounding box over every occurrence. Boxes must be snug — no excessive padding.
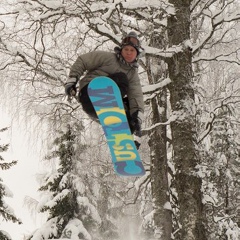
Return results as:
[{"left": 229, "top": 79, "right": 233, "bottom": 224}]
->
[{"left": 121, "top": 45, "right": 137, "bottom": 63}]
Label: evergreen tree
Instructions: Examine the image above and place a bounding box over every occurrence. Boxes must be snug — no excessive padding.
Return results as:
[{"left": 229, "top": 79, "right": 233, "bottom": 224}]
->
[
  {"left": 0, "top": 127, "right": 21, "bottom": 240},
  {"left": 27, "top": 121, "right": 138, "bottom": 240},
  {"left": 27, "top": 124, "right": 102, "bottom": 239}
]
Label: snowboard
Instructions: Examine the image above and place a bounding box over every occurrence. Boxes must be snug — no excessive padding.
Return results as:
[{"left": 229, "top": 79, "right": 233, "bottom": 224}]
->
[{"left": 87, "top": 76, "right": 145, "bottom": 176}]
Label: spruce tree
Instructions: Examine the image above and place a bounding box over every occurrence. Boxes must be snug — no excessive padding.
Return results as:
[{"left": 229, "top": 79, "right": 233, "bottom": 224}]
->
[
  {"left": 28, "top": 124, "right": 103, "bottom": 239},
  {"left": 0, "top": 127, "right": 21, "bottom": 240}
]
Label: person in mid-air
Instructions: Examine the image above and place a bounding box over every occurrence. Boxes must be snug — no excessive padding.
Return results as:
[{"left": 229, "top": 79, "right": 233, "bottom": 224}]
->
[{"left": 65, "top": 31, "right": 144, "bottom": 148}]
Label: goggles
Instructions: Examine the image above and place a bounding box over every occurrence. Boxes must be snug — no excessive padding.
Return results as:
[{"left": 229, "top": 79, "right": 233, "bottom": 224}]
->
[{"left": 121, "top": 37, "right": 140, "bottom": 47}]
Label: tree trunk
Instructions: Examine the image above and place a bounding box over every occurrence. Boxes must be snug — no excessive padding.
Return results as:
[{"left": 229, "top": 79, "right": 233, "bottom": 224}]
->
[
  {"left": 147, "top": 32, "right": 172, "bottom": 239},
  {"left": 167, "top": 1, "right": 207, "bottom": 239},
  {"left": 149, "top": 87, "right": 172, "bottom": 240}
]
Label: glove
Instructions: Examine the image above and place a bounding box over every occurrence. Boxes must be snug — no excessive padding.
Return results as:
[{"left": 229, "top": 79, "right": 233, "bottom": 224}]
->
[
  {"left": 134, "top": 136, "right": 141, "bottom": 149},
  {"left": 65, "top": 81, "right": 77, "bottom": 96}
]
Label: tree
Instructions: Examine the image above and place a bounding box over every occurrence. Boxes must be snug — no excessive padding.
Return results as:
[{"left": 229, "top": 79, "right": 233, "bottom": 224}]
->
[
  {"left": 144, "top": 34, "right": 172, "bottom": 238},
  {"left": 27, "top": 124, "right": 105, "bottom": 239},
  {"left": 191, "top": 1, "right": 240, "bottom": 238},
  {"left": 0, "top": 127, "right": 21, "bottom": 240},
  {"left": 200, "top": 106, "right": 240, "bottom": 239},
  {"left": 164, "top": 1, "right": 207, "bottom": 239}
]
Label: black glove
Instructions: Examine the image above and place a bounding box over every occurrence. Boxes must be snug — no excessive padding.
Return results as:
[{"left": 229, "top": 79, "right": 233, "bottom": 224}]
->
[
  {"left": 134, "top": 138, "right": 141, "bottom": 150},
  {"left": 65, "top": 82, "right": 77, "bottom": 96}
]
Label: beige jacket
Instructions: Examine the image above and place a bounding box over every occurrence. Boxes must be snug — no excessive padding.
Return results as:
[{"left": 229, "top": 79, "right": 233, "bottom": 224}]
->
[{"left": 68, "top": 51, "right": 144, "bottom": 116}]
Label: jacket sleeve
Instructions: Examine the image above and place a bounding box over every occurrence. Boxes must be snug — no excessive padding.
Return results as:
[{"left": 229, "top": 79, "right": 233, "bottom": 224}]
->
[{"left": 67, "top": 51, "right": 109, "bottom": 82}]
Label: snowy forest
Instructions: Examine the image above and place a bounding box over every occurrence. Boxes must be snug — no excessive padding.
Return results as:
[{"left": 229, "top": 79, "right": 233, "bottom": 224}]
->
[{"left": 0, "top": 0, "right": 240, "bottom": 239}]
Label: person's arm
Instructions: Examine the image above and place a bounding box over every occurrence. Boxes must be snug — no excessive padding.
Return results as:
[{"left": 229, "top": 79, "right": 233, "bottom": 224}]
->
[{"left": 128, "top": 72, "right": 144, "bottom": 118}]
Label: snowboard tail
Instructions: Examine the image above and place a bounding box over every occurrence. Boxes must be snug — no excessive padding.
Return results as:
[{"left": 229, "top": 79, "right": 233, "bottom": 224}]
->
[{"left": 88, "top": 76, "right": 145, "bottom": 176}]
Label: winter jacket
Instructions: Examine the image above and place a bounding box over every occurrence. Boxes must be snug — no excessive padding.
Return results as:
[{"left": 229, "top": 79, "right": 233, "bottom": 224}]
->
[{"left": 68, "top": 50, "right": 144, "bottom": 116}]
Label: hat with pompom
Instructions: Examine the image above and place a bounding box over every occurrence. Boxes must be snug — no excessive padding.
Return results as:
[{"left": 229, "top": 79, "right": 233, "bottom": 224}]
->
[{"left": 121, "top": 31, "right": 142, "bottom": 55}]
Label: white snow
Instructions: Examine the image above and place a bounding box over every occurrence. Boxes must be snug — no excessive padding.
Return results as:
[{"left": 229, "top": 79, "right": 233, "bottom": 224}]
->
[
  {"left": 31, "top": 217, "right": 58, "bottom": 240},
  {"left": 61, "top": 218, "right": 92, "bottom": 240},
  {"left": 45, "top": 189, "right": 70, "bottom": 209},
  {"left": 142, "top": 78, "right": 171, "bottom": 94},
  {"left": 41, "top": 0, "right": 63, "bottom": 9},
  {"left": 77, "top": 196, "right": 102, "bottom": 225},
  {"left": 0, "top": 230, "right": 11, "bottom": 239},
  {"left": 163, "top": 201, "right": 172, "bottom": 211},
  {"left": 2, "top": 183, "right": 13, "bottom": 198}
]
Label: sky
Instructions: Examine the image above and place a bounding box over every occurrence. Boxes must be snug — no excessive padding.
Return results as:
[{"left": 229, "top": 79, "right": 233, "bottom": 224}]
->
[{"left": 0, "top": 108, "right": 46, "bottom": 239}]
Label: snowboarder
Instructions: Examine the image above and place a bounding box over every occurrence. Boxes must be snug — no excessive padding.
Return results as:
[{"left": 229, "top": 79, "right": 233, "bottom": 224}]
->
[{"left": 65, "top": 31, "right": 144, "bottom": 148}]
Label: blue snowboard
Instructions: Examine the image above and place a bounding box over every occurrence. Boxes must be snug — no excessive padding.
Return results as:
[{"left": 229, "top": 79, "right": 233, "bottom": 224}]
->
[{"left": 88, "top": 76, "right": 145, "bottom": 176}]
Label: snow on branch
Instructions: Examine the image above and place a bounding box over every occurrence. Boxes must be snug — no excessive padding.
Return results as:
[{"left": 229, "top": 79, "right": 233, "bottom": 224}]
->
[
  {"left": 193, "top": 52, "right": 240, "bottom": 65},
  {"left": 144, "top": 45, "right": 183, "bottom": 59},
  {"left": 143, "top": 78, "right": 171, "bottom": 105},
  {"left": 77, "top": 196, "right": 102, "bottom": 225},
  {"left": 34, "top": 0, "right": 64, "bottom": 10},
  {"left": 192, "top": 2, "right": 240, "bottom": 55},
  {"left": 89, "top": 0, "right": 175, "bottom": 17},
  {"left": 0, "top": 230, "right": 11, "bottom": 240},
  {"left": 31, "top": 217, "right": 58, "bottom": 240},
  {"left": 143, "top": 114, "right": 178, "bottom": 133},
  {"left": 0, "top": 35, "right": 61, "bottom": 81},
  {"left": 61, "top": 218, "right": 91, "bottom": 240},
  {"left": 197, "top": 94, "right": 240, "bottom": 143},
  {"left": 142, "top": 78, "right": 171, "bottom": 95},
  {"left": 1, "top": 184, "right": 13, "bottom": 198},
  {"left": 143, "top": 39, "right": 193, "bottom": 59},
  {"left": 44, "top": 189, "right": 70, "bottom": 209}
]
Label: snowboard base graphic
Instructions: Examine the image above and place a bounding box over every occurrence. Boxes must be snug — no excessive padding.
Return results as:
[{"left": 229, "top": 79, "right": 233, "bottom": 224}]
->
[{"left": 88, "top": 76, "right": 145, "bottom": 176}]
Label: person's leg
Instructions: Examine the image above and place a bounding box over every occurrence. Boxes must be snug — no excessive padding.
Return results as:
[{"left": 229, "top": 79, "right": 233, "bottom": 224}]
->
[
  {"left": 79, "top": 85, "right": 98, "bottom": 120},
  {"left": 108, "top": 72, "right": 129, "bottom": 97},
  {"left": 108, "top": 73, "right": 139, "bottom": 134},
  {"left": 109, "top": 72, "right": 136, "bottom": 130},
  {"left": 122, "top": 97, "right": 134, "bottom": 133},
  {"left": 122, "top": 96, "right": 141, "bottom": 149}
]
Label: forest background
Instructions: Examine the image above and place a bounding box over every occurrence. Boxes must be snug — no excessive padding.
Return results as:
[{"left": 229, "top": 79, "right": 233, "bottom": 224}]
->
[{"left": 0, "top": 0, "right": 240, "bottom": 240}]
